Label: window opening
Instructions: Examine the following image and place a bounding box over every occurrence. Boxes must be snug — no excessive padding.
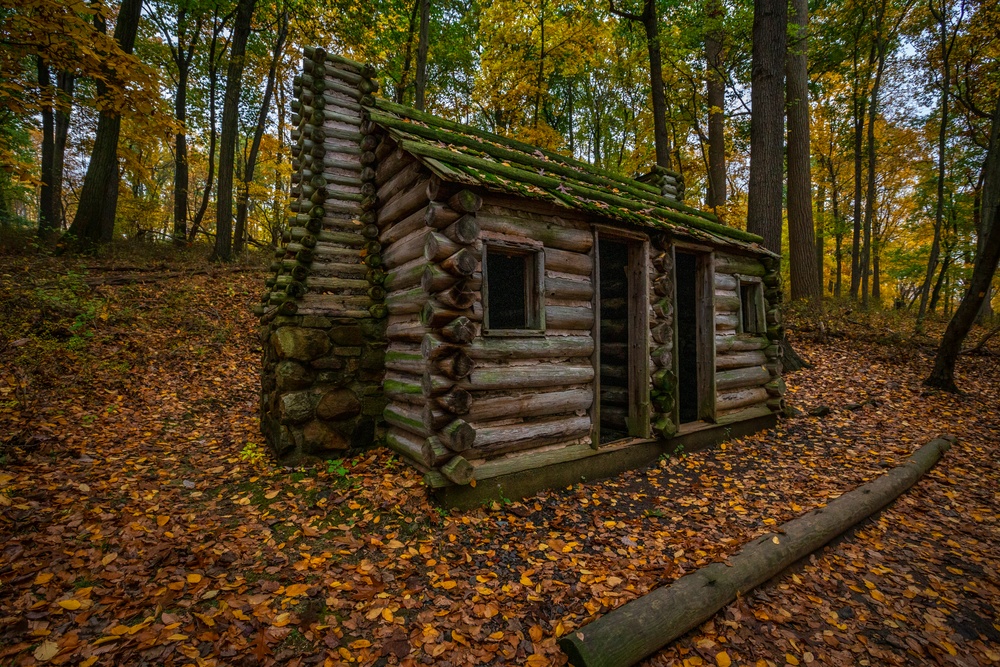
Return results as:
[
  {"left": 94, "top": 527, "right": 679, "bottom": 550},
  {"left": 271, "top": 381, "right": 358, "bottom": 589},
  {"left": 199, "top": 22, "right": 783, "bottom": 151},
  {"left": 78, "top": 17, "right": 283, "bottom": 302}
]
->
[
  {"left": 483, "top": 244, "right": 542, "bottom": 333},
  {"left": 740, "top": 281, "right": 764, "bottom": 334}
]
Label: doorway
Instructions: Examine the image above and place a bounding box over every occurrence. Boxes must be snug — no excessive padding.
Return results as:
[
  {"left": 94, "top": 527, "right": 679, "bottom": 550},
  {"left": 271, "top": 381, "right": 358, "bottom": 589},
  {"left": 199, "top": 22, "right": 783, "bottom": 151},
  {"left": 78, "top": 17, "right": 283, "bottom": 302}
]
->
[
  {"left": 674, "top": 250, "right": 713, "bottom": 424},
  {"left": 596, "top": 234, "right": 649, "bottom": 444}
]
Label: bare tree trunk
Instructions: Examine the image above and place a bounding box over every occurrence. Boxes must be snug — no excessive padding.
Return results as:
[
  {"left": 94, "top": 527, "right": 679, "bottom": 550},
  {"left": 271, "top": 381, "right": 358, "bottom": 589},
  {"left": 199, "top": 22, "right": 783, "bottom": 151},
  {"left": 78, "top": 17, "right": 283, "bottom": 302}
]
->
[
  {"left": 850, "top": 72, "right": 866, "bottom": 299},
  {"left": 234, "top": 8, "right": 287, "bottom": 253},
  {"left": 746, "top": 0, "right": 787, "bottom": 254},
  {"left": 37, "top": 57, "right": 57, "bottom": 235},
  {"left": 415, "top": 0, "right": 430, "bottom": 110},
  {"left": 976, "top": 84, "right": 1000, "bottom": 322},
  {"left": 611, "top": 0, "right": 673, "bottom": 170},
  {"left": 213, "top": 0, "right": 257, "bottom": 262},
  {"left": 53, "top": 71, "right": 74, "bottom": 229},
  {"left": 63, "top": 0, "right": 142, "bottom": 247},
  {"left": 860, "top": 39, "right": 885, "bottom": 309},
  {"left": 189, "top": 11, "right": 224, "bottom": 243},
  {"left": 926, "top": 101, "right": 1000, "bottom": 391},
  {"left": 396, "top": 0, "right": 421, "bottom": 103},
  {"left": 705, "top": 0, "right": 726, "bottom": 210},
  {"left": 917, "top": 0, "right": 963, "bottom": 328},
  {"left": 786, "top": 0, "right": 820, "bottom": 299}
]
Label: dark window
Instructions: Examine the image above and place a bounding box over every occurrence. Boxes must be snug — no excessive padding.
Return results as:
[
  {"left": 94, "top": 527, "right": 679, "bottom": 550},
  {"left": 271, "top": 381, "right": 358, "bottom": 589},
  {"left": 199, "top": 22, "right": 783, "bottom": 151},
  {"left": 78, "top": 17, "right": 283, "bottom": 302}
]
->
[
  {"left": 740, "top": 282, "right": 764, "bottom": 333},
  {"left": 484, "top": 245, "right": 542, "bottom": 332}
]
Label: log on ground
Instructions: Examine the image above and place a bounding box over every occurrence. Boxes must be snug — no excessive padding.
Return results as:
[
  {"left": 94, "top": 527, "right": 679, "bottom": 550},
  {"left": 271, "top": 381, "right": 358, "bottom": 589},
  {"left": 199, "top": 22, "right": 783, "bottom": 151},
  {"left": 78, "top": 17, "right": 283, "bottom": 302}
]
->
[{"left": 558, "top": 436, "right": 955, "bottom": 667}]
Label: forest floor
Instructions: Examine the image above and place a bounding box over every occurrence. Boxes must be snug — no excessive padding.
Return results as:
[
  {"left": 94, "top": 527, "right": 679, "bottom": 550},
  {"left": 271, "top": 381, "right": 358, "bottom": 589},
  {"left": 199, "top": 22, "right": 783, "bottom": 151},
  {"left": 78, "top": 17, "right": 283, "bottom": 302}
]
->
[{"left": 1, "top": 243, "right": 999, "bottom": 667}]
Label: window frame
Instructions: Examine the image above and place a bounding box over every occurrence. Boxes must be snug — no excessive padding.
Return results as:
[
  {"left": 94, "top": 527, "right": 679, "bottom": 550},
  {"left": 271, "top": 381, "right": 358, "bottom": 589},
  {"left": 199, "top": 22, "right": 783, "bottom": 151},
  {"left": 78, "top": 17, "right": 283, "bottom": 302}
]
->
[
  {"left": 481, "top": 237, "right": 545, "bottom": 336},
  {"left": 737, "top": 274, "right": 766, "bottom": 334}
]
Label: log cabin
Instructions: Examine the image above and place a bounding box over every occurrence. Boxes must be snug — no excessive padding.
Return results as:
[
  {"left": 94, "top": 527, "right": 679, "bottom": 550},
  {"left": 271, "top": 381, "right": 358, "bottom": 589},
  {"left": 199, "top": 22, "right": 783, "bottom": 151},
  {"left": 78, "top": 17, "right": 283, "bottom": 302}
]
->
[{"left": 257, "top": 48, "right": 787, "bottom": 505}]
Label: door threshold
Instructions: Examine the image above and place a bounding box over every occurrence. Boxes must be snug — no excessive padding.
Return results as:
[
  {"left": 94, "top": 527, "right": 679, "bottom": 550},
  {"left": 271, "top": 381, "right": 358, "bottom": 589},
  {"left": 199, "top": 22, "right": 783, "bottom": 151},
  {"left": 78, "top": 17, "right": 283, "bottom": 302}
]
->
[{"left": 676, "top": 420, "right": 715, "bottom": 436}]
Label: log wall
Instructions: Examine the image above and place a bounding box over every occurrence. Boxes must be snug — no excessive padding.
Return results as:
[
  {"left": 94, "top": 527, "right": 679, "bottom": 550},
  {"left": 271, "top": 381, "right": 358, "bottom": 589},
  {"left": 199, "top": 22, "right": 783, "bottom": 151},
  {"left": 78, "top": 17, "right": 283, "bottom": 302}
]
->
[
  {"left": 257, "top": 47, "right": 387, "bottom": 460},
  {"left": 712, "top": 250, "right": 784, "bottom": 422},
  {"left": 648, "top": 236, "right": 677, "bottom": 438}
]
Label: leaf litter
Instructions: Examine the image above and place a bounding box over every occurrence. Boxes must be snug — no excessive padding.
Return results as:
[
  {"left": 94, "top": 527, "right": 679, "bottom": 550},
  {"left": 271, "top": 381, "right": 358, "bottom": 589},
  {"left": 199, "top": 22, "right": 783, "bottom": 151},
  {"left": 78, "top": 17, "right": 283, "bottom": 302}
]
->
[{"left": 1, "top": 253, "right": 998, "bottom": 666}]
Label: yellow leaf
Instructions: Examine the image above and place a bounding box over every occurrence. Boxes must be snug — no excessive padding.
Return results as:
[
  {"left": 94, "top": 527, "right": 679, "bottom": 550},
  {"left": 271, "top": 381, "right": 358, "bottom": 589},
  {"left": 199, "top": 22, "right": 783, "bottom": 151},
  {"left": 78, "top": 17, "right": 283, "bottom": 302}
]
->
[
  {"left": 439, "top": 580, "right": 457, "bottom": 589},
  {"left": 194, "top": 612, "right": 215, "bottom": 627},
  {"left": 33, "top": 640, "right": 59, "bottom": 662},
  {"left": 92, "top": 635, "right": 120, "bottom": 646},
  {"left": 489, "top": 631, "right": 505, "bottom": 640},
  {"left": 110, "top": 625, "right": 130, "bottom": 635},
  {"left": 101, "top": 552, "right": 118, "bottom": 566},
  {"left": 942, "top": 642, "right": 957, "bottom": 656},
  {"left": 520, "top": 575, "right": 533, "bottom": 586},
  {"left": 526, "top": 654, "right": 548, "bottom": 667},
  {"left": 34, "top": 572, "right": 54, "bottom": 585},
  {"left": 166, "top": 634, "right": 188, "bottom": 641},
  {"left": 529, "top": 625, "right": 544, "bottom": 641},
  {"left": 186, "top": 573, "right": 202, "bottom": 584},
  {"left": 58, "top": 600, "right": 81, "bottom": 610},
  {"left": 232, "top": 609, "right": 251, "bottom": 621},
  {"left": 772, "top": 536, "right": 781, "bottom": 544},
  {"left": 349, "top": 639, "right": 371, "bottom": 649},
  {"left": 285, "top": 583, "right": 309, "bottom": 597},
  {"left": 80, "top": 658, "right": 98, "bottom": 667},
  {"left": 870, "top": 590, "right": 885, "bottom": 602},
  {"left": 157, "top": 515, "right": 170, "bottom": 526},
  {"left": 786, "top": 654, "right": 800, "bottom": 665},
  {"left": 716, "top": 651, "right": 732, "bottom": 667},
  {"left": 273, "top": 613, "right": 291, "bottom": 627},
  {"left": 264, "top": 490, "right": 280, "bottom": 499},
  {"left": 381, "top": 608, "right": 394, "bottom": 622},
  {"left": 606, "top": 576, "right": 623, "bottom": 587}
]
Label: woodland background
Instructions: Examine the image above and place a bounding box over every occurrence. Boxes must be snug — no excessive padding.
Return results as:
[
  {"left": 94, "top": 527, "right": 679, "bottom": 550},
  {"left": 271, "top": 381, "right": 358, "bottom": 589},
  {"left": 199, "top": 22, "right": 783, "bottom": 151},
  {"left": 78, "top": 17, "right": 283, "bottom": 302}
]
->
[{"left": 1, "top": 0, "right": 999, "bottom": 321}]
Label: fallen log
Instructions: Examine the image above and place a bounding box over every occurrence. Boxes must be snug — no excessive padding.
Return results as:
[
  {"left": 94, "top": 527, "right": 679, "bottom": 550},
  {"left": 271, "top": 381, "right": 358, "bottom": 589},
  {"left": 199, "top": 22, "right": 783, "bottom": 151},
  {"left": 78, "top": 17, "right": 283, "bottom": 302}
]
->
[{"left": 558, "top": 436, "right": 955, "bottom": 667}]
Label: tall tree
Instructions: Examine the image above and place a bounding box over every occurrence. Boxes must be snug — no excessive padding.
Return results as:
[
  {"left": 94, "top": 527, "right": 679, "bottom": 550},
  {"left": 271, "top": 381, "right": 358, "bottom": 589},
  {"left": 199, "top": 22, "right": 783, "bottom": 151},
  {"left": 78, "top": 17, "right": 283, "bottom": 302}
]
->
[
  {"left": 52, "top": 70, "right": 74, "bottom": 228},
  {"left": 704, "top": 0, "right": 726, "bottom": 210},
  {"left": 785, "top": 0, "right": 821, "bottom": 299},
  {"left": 746, "top": 0, "right": 786, "bottom": 254},
  {"left": 415, "top": 0, "right": 430, "bottom": 110},
  {"left": 64, "top": 0, "right": 144, "bottom": 246},
  {"left": 36, "top": 57, "right": 57, "bottom": 235},
  {"left": 610, "top": 0, "right": 673, "bottom": 170},
  {"left": 213, "top": 0, "right": 257, "bottom": 261},
  {"left": 925, "top": 98, "right": 1000, "bottom": 391},
  {"left": 234, "top": 6, "right": 288, "bottom": 253},
  {"left": 150, "top": 0, "right": 204, "bottom": 246},
  {"left": 917, "top": 0, "right": 965, "bottom": 327}
]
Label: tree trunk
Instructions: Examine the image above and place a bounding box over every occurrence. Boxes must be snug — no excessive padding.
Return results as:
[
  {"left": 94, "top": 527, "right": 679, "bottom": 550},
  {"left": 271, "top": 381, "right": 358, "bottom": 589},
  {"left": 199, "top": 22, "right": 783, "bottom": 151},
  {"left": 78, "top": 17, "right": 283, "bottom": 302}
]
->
[
  {"left": 63, "top": 0, "right": 142, "bottom": 247},
  {"left": 559, "top": 437, "right": 953, "bottom": 667},
  {"left": 975, "top": 86, "right": 1000, "bottom": 322},
  {"left": 213, "top": 0, "right": 257, "bottom": 262},
  {"left": 918, "top": 0, "right": 962, "bottom": 328},
  {"left": 234, "top": 9, "right": 287, "bottom": 254},
  {"left": 860, "top": 16, "right": 887, "bottom": 309},
  {"left": 746, "top": 0, "right": 787, "bottom": 254},
  {"left": 415, "top": 0, "right": 429, "bottom": 110},
  {"left": 927, "top": 127, "right": 1000, "bottom": 388},
  {"left": 189, "top": 11, "right": 224, "bottom": 243},
  {"left": 53, "top": 71, "right": 74, "bottom": 229},
  {"left": 928, "top": 249, "right": 951, "bottom": 314},
  {"left": 785, "top": 0, "right": 820, "bottom": 299},
  {"left": 173, "top": 62, "right": 190, "bottom": 245},
  {"left": 849, "top": 46, "right": 866, "bottom": 300},
  {"left": 705, "top": 0, "right": 726, "bottom": 210},
  {"left": 37, "top": 57, "right": 57, "bottom": 235}
]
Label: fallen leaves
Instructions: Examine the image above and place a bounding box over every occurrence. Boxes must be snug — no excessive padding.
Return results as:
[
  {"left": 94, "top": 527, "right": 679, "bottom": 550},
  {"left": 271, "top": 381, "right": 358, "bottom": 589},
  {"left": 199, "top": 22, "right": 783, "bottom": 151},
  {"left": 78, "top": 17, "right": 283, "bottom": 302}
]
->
[{"left": 2, "top": 254, "right": 999, "bottom": 667}]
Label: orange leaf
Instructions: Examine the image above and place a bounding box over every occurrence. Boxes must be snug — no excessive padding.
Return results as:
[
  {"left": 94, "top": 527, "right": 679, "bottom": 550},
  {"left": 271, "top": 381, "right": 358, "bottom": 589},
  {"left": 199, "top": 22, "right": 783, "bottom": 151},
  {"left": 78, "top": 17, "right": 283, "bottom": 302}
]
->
[
  {"left": 186, "top": 573, "right": 202, "bottom": 584},
  {"left": 57, "top": 600, "right": 81, "bottom": 610},
  {"left": 156, "top": 515, "right": 170, "bottom": 526},
  {"left": 716, "top": 651, "right": 732, "bottom": 667},
  {"left": 34, "top": 572, "right": 54, "bottom": 585}
]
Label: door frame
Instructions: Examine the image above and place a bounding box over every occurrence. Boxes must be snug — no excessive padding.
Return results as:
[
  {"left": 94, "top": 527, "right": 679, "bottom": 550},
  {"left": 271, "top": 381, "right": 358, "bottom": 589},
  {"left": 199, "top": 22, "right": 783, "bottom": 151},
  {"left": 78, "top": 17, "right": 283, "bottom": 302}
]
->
[
  {"left": 591, "top": 226, "right": 651, "bottom": 447},
  {"left": 672, "top": 242, "right": 716, "bottom": 424}
]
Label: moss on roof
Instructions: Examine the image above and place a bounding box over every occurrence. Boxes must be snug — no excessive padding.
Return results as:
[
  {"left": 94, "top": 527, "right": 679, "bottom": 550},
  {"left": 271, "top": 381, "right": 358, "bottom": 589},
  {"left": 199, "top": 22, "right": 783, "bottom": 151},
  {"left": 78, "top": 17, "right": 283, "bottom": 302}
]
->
[{"left": 362, "top": 98, "right": 772, "bottom": 255}]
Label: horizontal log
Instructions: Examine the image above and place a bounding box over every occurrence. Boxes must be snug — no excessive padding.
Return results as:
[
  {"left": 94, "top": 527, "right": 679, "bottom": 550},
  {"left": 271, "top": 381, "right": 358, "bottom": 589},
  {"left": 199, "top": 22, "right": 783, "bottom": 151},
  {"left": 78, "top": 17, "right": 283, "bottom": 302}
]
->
[
  {"left": 558, "top": 437, "right": 955, "bottom": 667},
  {"left": 461, "top": 364, "right": 593, "bottom": 391},
  {"left": 545, "top": 305, "right": 595, "bottom": 330},
  {"left": 716, "top": 312, "right": 740, "bottom": 331},
  {"left": 715, "top": 294, "right": 741, "bottom": 313},
  {"left": 600, "top": 405, "right": 628, "bottom": 430},
  {"left": 421, "top": 301, "right": 478, "bottom": 328},
  {"left": 715, "top": 386, "right": 769, "bottom": 412},
  {"left": 472, "top": 415, "right": 592, "bottom": 453},
  {"left": 307, "top": 260, "right": 369, "bottom": 279},
  {"left": 440, "top": 419, "right": 476, "bottom": 451},
  {"left": 715, "top": 365, "right": 771, "bottom": 391},
  {"left": 436, "top": 387, "right": 472, "bottom": 414},
  {"left": 436, "top": 284, "right": 476, "bottom": 310},
  {"left": 425, "top": 201, "right": 462, "bottom": 229},
  {"left": 384, "top": 348, "right": 424, "bottom": 375},
  {"left": 438, "top": 350, "right": 474, "bottom": 380},
  {"left": 382, "top": 226, "right": 432, "bottom": 268},
  {"left": 439, "top": 455, "right": 474, "bottom": 485},
  {"left": 384, "top": 403, "right": 429, "bottom": 437},
  {"left": 466, "top": 335, "right": 594, "bottom": 360},
  {"left": 715, "top": 350, "right": 768, "bottom": 370},
  {"left": 467, "top": 387, "right": 593, "bottom": 423},
  {"left": 715, "top": 334, "right": 768, "bottom": 353},
  {"left": 375, "top": 147, "right": 413, "bottom": 185},
  {"left": 385, "top": 285, "right": 426, "bottom": 315},
  {"left": 600, "top": 386, "right": 628, "bottom": 405},
  {"left": 380, "top": 204, "right": 430, "bottom": 246},
  {"left": 448, "top": 190, "right": 483, "bottom": 214},
  {"left": 386, "top": 319, "right": 428, "bottom": 343},
  {"left": 544, "top": 247, "right": 593, "bottom": 276},
  {"left": 544, "top": 275, "right": 594, "bottom": 301},
  {"left": 383, "top": 374, "right": 425, "bottom": 404},
  {"left": 383, "top": 256, "right": 426, "bottom": 292},
  {"left": 477, "top": 211, "right": 593, "bottom": 253},
  {"left": 439, "top": 316, "right": 477, "bottom": 344},
  {"left": 600, "top": 364, "right": 628, "bottom": 383},
  {"left": 377, "top": 160, "right": 424, "bottom": 203},
  {"left": 378, "top": 176, "right": 437, "bottom": 228},
  {"left": 715, "top": 254, "right": 766, "bottom": 277},
  {"left": 385, "top": 428, "right": 431, "bottom": 467}
]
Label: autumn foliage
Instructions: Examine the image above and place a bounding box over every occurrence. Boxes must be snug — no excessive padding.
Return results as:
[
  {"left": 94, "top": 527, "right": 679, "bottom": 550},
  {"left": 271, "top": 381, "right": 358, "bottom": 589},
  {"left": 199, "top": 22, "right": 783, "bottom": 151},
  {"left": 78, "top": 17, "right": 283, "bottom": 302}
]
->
[{"left": 1, "top": 249, "right": 999, "bottom": 665}]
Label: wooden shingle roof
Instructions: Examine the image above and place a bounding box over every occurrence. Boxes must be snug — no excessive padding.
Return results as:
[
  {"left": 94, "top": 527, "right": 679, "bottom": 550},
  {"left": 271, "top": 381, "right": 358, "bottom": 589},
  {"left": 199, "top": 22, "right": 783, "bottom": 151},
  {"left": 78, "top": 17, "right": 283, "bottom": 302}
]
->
[{"left": 361, "top": 97, "right": 775, "bottom": 257}]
